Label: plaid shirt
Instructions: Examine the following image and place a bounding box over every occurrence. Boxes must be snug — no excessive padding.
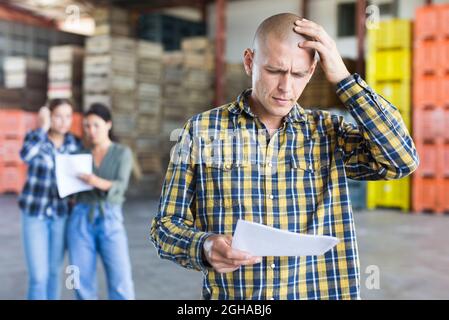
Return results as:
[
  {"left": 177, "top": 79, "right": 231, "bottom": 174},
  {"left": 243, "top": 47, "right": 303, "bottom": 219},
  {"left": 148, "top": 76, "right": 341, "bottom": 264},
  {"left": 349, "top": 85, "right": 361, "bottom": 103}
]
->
[
  {"left": 19, "top": 128, "right": 82, "bottom": 217},
  {"left": 150, "top": 74, "right": 419, "bottom": 300}
]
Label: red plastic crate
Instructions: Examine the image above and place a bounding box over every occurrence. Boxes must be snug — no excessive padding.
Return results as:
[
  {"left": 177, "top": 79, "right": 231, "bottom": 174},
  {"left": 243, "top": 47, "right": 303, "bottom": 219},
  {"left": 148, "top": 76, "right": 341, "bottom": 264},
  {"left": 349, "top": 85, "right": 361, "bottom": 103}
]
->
[
  {"left": 414, "top": 40, "right": 439, "bottom": 76},
  {"left": 415, "top": 5, "right": 439, "bottom": 40},
  {"left": 441, "top": 75, "right": 449, "bottom": 108},
  {"left": 25, "top": 112, "right": 38, "bottom": 131},
  {"left": 413, "top": 75, "right": 440, "bottom": 108},
  {"left": 0, "top": 163, "right": 27, "bottom": 194},
  {"left": 415, "top": 142, "right": 438, "bottom": 177},
  {"left": 412, "top": 176, "right": 439, "bottom": 212},
  {"left": 70, "top": 112, "right": 83, "bottom": 137},
  {"left": 442, "top": 143, "right": 449, "bottom": 177},
  {"left": 441, "top": 39, "right": 449, "bottom": 71},
  {"left": 0, "top": 137, "right": 23, "bottom": 164},
  {"left": 444, "top": 109, "right": 449, "bottom": 141},
  {"left": 443, "top": 178, "right": 449, "bottom": 212},
  {"left": 0, "top": 110, "right": 37, "bottom": 139},
  {"left": 412, "top": 140, "right": 449, "bottom": 213},
  {"left": 412, "top": 108, "right": 442, "bottom": 141},
  {"left": 440, "top": 4, "right": 449, "bottom": 38}
]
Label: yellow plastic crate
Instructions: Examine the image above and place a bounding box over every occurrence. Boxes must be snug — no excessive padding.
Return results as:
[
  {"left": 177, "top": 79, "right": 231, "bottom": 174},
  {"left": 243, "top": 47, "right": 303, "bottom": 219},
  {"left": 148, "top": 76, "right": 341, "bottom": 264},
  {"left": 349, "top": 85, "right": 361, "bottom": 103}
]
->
[
  {"left": 400, "top": 112, "right": 411, "bottom": 132},
  {"left": 367, "top": 177, "right": 410, "bottom": 212},
  {"left": 368, "top": 19, "right": 412, "bottom": 51},
  {"left": 367, "top": 49, "right": 412, "bottom": 81},
  {"left": 371, "top": 81, "right": 411, "bottom": 115}
]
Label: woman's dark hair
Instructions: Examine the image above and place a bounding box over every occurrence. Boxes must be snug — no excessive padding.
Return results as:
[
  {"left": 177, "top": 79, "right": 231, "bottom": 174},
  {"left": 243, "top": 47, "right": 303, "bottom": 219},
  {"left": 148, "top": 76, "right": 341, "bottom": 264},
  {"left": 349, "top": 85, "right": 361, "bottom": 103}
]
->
[
  {"left": 84, "top": 103, "right": 117, "bottom": 141},
  {"left": 48, "top": 98, "right": 75, "bottom": 113}
]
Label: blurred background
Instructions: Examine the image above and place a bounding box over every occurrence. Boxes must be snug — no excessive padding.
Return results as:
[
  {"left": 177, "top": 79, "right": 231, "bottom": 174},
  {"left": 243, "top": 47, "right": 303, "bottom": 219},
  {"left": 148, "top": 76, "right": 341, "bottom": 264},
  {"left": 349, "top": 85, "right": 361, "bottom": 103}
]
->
[{"left": 0, "top": 0, "right": 448, "bottom": 300}]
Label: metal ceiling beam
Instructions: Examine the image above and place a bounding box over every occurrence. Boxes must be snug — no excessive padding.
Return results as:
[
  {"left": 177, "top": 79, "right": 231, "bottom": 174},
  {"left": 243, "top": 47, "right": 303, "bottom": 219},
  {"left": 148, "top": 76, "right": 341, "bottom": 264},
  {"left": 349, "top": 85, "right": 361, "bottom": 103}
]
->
[
  {"left": 103, "top": 0, "right": 213, "bottom": 11},
  {"left": 301, "top": 0, "right": 309, "bottom": 18},
  {"left": 356, "top": 0, "right": 366, "bottom": 77},
  {"left": 214, "top": 0, "right": 226, "bottom": 106}
]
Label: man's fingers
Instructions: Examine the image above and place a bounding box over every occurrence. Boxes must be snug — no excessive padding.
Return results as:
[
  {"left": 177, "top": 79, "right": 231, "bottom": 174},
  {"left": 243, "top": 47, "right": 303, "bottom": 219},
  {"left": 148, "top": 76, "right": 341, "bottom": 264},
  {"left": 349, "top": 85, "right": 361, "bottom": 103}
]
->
[
  {"left": 214, "top": 256, "right": 263, "bottom": 271},
  {"left": 299, "top": 40, "right": 327, "bottom": 59},
  {"left": 211, "top": 243, "right": 261, "bottom": 264},
  {"left": 294, "top": 26, "right": 333, "bottom": 49},
  {"left": 294, "top": 19, "right": 334, "bottom": 48},
  {"left": 236, "top": 257, "right": 263, "bottom": 266},
  {"left": 223, "top": 248, "right": 252, "bottom": 261},
  {"left": 205, "top": 235, "right": 263, "bottom": 274}
]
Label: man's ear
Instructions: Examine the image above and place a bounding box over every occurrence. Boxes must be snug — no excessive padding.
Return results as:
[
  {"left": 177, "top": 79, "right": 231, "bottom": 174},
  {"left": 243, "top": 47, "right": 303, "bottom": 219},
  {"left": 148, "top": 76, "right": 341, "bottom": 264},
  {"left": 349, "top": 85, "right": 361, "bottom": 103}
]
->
[
  {"left": 243, "top": 48, "right": 254, "bottom": 76},
  {"left": 306, "top": 59, "right": 317, "bottom": 83}
]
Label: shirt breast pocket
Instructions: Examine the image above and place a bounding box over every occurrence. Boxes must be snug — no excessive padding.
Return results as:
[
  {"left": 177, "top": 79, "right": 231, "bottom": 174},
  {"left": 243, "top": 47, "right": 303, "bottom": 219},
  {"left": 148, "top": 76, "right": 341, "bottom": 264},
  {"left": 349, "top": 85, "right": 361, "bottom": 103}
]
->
[
  {"left": 200, "top": 138, "right": 248, "bottom": 210},
  {"left": 289, "top": 134, "right": 332, "bottom": 199},
  {"left": 203, "top": 160, "right": 249, "bottom": 209}
]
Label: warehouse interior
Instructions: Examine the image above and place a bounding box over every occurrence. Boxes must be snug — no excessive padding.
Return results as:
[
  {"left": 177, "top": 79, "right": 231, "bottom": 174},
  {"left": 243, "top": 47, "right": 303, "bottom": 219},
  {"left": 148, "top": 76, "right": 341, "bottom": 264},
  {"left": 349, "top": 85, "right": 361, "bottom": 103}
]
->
[{"left": 0, "top": 0, "right": 449, "bottom": 300}]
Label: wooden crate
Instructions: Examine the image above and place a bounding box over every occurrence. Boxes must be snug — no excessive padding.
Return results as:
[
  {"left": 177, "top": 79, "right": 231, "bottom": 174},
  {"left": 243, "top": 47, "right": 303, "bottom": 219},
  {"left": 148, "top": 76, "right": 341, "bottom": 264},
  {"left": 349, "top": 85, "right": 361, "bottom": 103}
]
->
[
  {"left": 94, "top": 23, "right": 130, "bottom": 37},
  {"left": 5, "top": 71, "right": 47, "bottom": 89},
  {"left": 137, "top": 98, "right": 161, "bottom": 116},
  {"left": 84, "top": 54, "right": 136, "bottom": 76},
  {"left": 181, "top": 37, "right": 211, "bottom": 53},
  {"left": 86, "top": 35, "right": 135, "bottom": 55},
  {"left": 137, "top": 114, "right": 161, "bottom": 136},
  {"left": 183, "top": 69, "right": 211, "bottom": 88},
  {"left": 137, "top": 153, "right": 163, "bottom": 174},
  {"left": 113, "top": 113, "right": 136, "bottom": 138},
  {"left": 48, "top": 63, "right": 83, "bottom": 82},
  {"left": 49, "top": 45, "right": 84, "bottom": 64},
  {"left": 137, "top": 83, "right": 161, "bottom": 100},
  {"left": 93, "top": 6, "right": 129, "bottom": 25},
  {"left": 136, "top": 41, "right": 163, "bottom": 59},
  {"left": 3, "top": 56, "right": 46, "bottom": 73}
]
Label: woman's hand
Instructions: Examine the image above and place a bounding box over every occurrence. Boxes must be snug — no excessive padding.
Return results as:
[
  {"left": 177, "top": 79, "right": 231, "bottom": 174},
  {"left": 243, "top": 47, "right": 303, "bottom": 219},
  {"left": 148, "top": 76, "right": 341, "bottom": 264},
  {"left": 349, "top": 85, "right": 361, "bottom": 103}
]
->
[
  {"left": 78, "top": 173, "right": 113, "bottom": 191},
  {"left": 78, "top": 173, "right": 99, "bottom": 187},
  {"left": 38, "top": 106, "right": 51, "bottom": 132}
]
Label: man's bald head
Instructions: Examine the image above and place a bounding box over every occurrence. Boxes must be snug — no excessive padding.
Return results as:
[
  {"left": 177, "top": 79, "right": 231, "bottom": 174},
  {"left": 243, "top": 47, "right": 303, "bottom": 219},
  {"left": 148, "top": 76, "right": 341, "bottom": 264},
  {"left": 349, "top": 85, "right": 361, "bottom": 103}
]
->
[{"left": 253, "top": 13, "right": 317, "bottom": 61}]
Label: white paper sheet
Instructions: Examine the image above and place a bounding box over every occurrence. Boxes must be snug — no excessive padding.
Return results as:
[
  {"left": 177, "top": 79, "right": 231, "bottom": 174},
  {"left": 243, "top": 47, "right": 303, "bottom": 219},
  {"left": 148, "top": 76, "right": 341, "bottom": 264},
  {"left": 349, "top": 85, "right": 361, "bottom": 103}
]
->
[
  {"left": 55, "top": 153, "right": 94, "bottom": 198},
  {"left": 232, "top": 219, "right": 340, "bottom": 256}
]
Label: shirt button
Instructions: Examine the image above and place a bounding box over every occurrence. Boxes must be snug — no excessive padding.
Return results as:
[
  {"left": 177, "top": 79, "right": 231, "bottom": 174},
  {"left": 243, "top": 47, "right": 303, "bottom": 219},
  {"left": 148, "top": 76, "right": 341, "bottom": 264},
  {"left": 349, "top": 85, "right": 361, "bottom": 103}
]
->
[
  {"left": 225, "top": 164, "right": 232, "bottom": 170},
  {"left": 270, "top": 263, "right": 276, "bottom": 269},
  {"left": 308, "top": 164, "right": 313, "bottom": 171},
  {"left": 270, "top": 297, "right": 275, "bottom": 300},
  {"left": 267, "top": 162, "right": 272, "bottom": 167},
  {"left": 269, "top": 194, "right": 274, "bottom": 200}
]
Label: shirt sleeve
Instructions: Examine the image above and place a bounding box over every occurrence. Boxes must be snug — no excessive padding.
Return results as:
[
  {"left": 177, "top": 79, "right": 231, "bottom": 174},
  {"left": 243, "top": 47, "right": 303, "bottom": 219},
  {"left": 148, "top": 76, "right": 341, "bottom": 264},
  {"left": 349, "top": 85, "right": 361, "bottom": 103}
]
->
[
  {"left": 335, "top": 73, "right": 419, "bottom": 180},
  {"left": 19, "top": 128, "right": 47, "bottom": 164},
  {"left": 150, "top": 120, "right": 213, "bottom": 272},
  {"left": 106, "top": 146, "right": 133, "bottom": 200}
]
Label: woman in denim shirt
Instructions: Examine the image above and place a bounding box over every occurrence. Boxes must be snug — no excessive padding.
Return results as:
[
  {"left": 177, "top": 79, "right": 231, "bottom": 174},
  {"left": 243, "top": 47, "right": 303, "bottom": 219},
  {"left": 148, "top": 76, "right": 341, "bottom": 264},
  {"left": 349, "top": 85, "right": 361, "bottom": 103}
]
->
[
  {"left": 68, "top": 103, "right": 135, "bottom": 300},
  {"left": 19, "top": 99, "right": 82, "bottom": 300}
]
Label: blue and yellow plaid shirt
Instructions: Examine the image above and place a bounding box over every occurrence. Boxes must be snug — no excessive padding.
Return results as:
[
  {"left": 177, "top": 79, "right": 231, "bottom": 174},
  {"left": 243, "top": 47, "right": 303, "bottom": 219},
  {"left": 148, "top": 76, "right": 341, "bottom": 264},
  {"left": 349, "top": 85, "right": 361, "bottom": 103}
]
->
[{"left": 150, "top": 74, "right": 419, "bottom": 300}]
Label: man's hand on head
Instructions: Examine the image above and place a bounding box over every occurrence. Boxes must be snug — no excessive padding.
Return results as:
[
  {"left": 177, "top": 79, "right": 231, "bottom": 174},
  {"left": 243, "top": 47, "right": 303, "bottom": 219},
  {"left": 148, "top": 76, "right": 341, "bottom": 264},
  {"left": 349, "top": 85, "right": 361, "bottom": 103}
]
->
[
  {"left": 203, "top": 234, "right": 262, "bottom": 273},
  {"left": 294, "top": 18, "right": 351, "bottom": 85}
]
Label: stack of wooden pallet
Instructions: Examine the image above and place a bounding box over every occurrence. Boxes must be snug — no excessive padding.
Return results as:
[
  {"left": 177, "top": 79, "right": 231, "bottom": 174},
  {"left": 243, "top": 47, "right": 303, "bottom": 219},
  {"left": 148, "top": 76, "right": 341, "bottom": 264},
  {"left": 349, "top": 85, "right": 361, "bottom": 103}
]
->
[
  {"left": 83, "top": 35, "right": 137, "bottom": 139},
  {"left": 93, "top": 5, "right": 131, "bottom": 37},
  {"left": 225, "top": 63, "right": 251, "bottom": 102},
  {"left": 47, "top": 45, "right": 84, "bottom": 111},
  {"left": 160, "top": 51, "right": 185, "bottom": 159},
  {"left": 181, "top": 37, "right": 214, "bottom": 117},
  {"left": 2, "top": 57, "right": 47, "bottom": 111},
  {"left": 134, "top": 40, "right": 164, "bottom": 189}
]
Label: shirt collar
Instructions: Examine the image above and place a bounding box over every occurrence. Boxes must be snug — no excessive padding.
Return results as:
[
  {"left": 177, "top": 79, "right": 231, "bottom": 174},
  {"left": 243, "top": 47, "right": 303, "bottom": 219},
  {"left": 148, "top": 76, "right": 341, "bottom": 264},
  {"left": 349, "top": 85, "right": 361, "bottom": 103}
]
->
[{"left": 227, "top": 88, "right": 307, "bottom": 123}]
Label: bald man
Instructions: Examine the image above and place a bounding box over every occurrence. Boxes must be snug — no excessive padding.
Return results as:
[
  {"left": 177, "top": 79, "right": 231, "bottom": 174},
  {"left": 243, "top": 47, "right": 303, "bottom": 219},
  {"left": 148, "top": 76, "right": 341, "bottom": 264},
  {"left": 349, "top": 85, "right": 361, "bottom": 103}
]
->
[{"left": 151, "top": 13, "right": 419, "bottom": 300}]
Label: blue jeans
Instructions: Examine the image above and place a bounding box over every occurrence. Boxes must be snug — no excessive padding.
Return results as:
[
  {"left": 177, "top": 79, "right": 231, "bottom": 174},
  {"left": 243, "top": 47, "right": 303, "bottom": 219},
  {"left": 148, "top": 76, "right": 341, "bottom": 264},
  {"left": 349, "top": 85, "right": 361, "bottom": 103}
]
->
[
  {"left": 22, "top": 212, "right": 67, "bottom": 300},
  {"left": 67, "top": 203, "right": 135, "bottom": 300}
]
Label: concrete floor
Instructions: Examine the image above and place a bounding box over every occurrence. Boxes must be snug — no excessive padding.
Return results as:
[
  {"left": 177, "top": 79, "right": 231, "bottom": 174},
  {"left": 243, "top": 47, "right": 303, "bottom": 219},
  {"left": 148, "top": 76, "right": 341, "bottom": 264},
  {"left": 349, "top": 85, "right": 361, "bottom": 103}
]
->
[{"left": 1, "top": 194, "right": 448, "bottom": 300}]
